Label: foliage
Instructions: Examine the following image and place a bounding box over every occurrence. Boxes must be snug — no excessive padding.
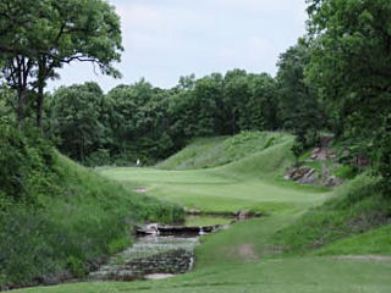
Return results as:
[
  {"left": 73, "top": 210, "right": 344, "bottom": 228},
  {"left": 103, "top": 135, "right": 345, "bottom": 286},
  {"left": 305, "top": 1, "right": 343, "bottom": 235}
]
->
[
  {"left": 305, "top": 0, "right": 391, "bottom": 190},
  {"left": 0, "top": 123, "right": 55, "bottom": 204},
  {"left": 0, "top": 0, "right": 123, "bottom": 126},
  {"left": 47, "top": 82, "right": 108, "bottom": 162},
  {"left": 277, "top": 40, "right": 322, "bottom": 150},
  {"left": 49, "top": 72, "right": 285, "bottom": 166}
]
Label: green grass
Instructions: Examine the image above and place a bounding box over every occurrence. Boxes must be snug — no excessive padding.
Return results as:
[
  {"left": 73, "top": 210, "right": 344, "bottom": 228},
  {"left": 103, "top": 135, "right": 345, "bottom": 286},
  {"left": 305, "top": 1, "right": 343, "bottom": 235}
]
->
[
  {"left": 185, "top": 215, "right": 232, "bottom": 226},
  {"left": 272, "top": 174, "right": 391, "bottom": 255},
  {"left": 103, "top": 133, "right": 325, "bottom": 213},
  {"left": 157, "top": 131, "right": 290, "bottom": 170},
  {"left": 316, "top": 224, "right": 391, "bottom": 256},
  {"left": 14, "top": 131, "right": 391, "bottom": 292},
  {"left": 102, "top": 167, "right": 327, "bottom": 213},
  {"left": 19, "top": 256, "right": 391, "bottom": 293}
]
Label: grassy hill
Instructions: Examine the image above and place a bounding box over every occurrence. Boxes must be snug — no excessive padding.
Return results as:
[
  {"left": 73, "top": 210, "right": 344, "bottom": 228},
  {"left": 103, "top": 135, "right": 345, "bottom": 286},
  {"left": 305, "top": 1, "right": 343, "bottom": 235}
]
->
[
  {"left": 14, "top": 131, "right": 391, "bottom": 292},
  {"left": 157, "top": 131, "right": 291, "bottom": 171}
]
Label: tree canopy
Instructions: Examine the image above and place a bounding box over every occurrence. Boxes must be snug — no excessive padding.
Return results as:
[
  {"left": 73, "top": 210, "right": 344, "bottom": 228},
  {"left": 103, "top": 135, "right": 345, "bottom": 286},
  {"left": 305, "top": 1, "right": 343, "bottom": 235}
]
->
[{"left": 0, "top": 0, "right": 123, "bottom": 126}]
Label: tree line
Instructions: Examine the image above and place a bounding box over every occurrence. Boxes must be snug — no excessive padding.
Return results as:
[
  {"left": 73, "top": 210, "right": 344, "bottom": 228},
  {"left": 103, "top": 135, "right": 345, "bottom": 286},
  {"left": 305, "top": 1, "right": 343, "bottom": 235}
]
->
[{"left": 41, "top": 51, "right": 323, "bottom": 166}]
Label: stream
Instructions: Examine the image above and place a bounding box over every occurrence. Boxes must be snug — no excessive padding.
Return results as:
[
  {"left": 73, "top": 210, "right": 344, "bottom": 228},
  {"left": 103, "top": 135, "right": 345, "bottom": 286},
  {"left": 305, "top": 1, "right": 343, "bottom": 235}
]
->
[{"left": 89, "top": 215, "right": 233, "bottom": 281}]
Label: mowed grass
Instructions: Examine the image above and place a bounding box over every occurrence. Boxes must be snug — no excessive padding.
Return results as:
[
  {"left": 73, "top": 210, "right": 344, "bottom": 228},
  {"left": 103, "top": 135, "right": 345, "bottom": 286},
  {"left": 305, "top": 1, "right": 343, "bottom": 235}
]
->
[
  {"left": 100, "top": 134, "right": 327, "bottom": 213},
  {"left": 17, "top": 132, "right": 391, "bottom": 293},
  {"left": 100, "top": 167, "right": 328, "bottom": 213},
  {"left": 20, "top": 256, "right": 391, "bottom": 293}
]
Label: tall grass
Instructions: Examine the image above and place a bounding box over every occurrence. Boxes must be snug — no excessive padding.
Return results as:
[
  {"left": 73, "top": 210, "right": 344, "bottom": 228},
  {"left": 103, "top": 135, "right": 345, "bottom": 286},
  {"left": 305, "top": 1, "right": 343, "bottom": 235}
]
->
[
  {"left": 0, "top": 146, "right": 183, "bottom": 288},
  {"left": 157, "top": 131, "right": 291, "bottom": 171}
]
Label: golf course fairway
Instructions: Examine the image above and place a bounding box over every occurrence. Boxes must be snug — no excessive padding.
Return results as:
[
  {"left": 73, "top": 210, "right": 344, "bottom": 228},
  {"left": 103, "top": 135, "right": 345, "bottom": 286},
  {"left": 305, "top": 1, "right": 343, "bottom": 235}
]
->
[{"left": 17, "top": 133, "right": 391, "bottom": 292}]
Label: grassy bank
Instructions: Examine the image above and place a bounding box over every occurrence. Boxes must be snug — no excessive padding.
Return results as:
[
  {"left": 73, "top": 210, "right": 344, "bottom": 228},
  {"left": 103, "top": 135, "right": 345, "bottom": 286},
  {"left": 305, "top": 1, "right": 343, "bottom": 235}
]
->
[
  {"left": 0, "top": 125, "right": 183, "bottom": 289},
  {"left": 157, "top": 131, "right": 291, "bottom": 171}
]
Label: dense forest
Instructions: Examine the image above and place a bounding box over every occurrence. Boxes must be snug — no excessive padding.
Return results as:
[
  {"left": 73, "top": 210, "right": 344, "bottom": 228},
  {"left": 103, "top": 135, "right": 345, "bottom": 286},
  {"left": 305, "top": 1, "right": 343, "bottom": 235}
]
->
[{"left": 0, "top": 0, "right": 390, "bottom": 289}]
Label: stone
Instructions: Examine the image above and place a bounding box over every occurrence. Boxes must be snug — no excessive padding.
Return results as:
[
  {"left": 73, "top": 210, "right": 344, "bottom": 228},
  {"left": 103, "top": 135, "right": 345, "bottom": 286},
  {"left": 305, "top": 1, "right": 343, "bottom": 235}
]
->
[
  {"left": 237, "top": 210, "right": 251, "bottom": 220},
  {"left": 144, "top": 273, "right": 175, "bottom": 280},
  {"left": 323, "top": 175, "right": 343, "bottom": 187},
  {"left": 285, "top": 166, "right": 319, "bottom": 185},
  {"left": 298, "top": 168, "right": 318, "bottom": 184}
]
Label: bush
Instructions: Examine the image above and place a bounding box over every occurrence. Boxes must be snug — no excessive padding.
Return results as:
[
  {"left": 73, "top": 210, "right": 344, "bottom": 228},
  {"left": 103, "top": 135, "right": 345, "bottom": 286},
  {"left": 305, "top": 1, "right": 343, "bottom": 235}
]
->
[
  {"left": 84, "top": 149, "right": 111, "bottom": 167},
  {"left": 335, "top": 165, "right": 357, "bottom": 180},
  {"left": 0, "top": 123, "right": 55, "bottom": 203}
]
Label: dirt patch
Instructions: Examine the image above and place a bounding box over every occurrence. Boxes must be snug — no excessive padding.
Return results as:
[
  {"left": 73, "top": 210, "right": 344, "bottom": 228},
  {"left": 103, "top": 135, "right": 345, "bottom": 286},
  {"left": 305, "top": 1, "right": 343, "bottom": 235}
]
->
[{"left": 237, "top": 244, "right": 260, "bottom": 261}]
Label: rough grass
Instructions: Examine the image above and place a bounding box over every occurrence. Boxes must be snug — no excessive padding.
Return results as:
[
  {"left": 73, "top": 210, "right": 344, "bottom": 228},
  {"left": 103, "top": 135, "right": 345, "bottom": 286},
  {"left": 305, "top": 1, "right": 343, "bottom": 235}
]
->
[
  {"left": 272, "top": 174, "right": 391, "bottom": 255},
  {"left": 316, "top": 224, "right": 391, "bottom": 256},
  {"left": 0, "top": 152, "right": 183, "bottom": 289},
  {"left": 157, "top": 131, "right": 290, "bottom": 171}
]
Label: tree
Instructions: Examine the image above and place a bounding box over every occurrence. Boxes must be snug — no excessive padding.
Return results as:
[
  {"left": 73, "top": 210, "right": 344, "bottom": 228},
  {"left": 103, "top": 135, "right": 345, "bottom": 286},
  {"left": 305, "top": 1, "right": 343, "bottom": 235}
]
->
[
  {"left": 306, "top": 0, "right": 391, "bottom": 134},
  {"left": 49, "top": 83, "right": 106, "bottom": 161},
  {"left": 222, "top": 69, "right": 248, "bottom": 134},
  {"left": 246, "top": 73, "right": 279, "bottom": 131},
  {"left": 0, "top": 0, "right": 123, "bottom": 127},
  {"left": 277, "top": 41, "right": 323, "bottom": 148},
  {"left": 306, "top": 0, "right": 391, "bottom": 189}
]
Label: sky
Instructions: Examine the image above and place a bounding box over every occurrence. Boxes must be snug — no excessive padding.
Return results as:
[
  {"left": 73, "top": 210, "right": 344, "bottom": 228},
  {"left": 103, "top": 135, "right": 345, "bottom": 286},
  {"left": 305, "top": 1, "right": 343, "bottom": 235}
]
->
[{"left": 48, "top": 0, "right": 308, "bottom": 92}]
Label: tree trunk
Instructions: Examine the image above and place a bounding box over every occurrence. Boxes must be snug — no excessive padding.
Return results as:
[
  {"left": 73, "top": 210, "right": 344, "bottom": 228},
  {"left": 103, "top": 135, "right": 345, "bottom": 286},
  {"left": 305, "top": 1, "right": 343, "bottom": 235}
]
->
[
  {"left": 16, "top": 89, "right": 27, "bottom": 127},
  {"left": 36, "top": 85, "right": 44, "bottom": 128},
  {"left": 36, "top": 59, "right": 46, "bottom": 128}
]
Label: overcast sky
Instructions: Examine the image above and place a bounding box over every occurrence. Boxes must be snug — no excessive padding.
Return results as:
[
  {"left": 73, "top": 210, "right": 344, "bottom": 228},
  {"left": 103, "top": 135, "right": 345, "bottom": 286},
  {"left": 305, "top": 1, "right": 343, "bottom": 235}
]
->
[{"left": 48, "top": 0, "right": 308, "bottom": 92}]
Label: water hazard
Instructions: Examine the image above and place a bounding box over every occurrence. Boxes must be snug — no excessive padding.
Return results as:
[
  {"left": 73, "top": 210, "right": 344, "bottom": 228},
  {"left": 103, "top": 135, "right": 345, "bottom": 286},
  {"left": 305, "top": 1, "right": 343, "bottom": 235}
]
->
[{"left": 89, "top": 215, "right": 232, "bottom": 281}]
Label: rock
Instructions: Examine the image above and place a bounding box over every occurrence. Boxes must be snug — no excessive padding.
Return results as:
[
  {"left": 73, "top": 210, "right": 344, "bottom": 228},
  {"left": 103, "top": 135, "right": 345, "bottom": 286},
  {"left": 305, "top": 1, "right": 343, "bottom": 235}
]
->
[
  {"left": 285, "top": 167, "right": 318, "bottom": 185},
  {"left": 310, "top": 147, "right": 321, "bottom": 160},
  {"left": 298, "top": 168, "right": 318, "bottom": 184},
  {"left": 237, "top": 210, "right": 251, "bottom": 220},
  {"left": 144, "top": 273, "right": 175, "bottom": 280},
  {"left": 234, "top": 210, "right": 262, "bottom": 221},
  {"left": 136, "top": 223, "right": 160, "bottom": 235},
  {"left": 323, "top": 175, "right": 343, "bottom": 187}
]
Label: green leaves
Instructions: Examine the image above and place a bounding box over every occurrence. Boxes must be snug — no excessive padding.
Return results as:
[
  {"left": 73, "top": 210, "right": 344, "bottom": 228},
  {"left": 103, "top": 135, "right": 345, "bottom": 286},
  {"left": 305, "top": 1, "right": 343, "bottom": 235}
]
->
[
  {"left": 0, "top": 0, "right": 123, "bottom": 126},
  {"left": 305, "top": 0, "right": 391, "bottom": 189}
]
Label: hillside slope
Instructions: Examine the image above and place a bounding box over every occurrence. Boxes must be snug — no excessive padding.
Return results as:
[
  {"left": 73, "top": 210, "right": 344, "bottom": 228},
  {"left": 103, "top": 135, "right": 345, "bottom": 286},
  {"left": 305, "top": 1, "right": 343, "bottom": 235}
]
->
[
  {"left": 157, "top": 131, "right": 291, "bottom": 171},
  {"left": 0, "top": 126, "right": 183, "bottom": 289}
]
